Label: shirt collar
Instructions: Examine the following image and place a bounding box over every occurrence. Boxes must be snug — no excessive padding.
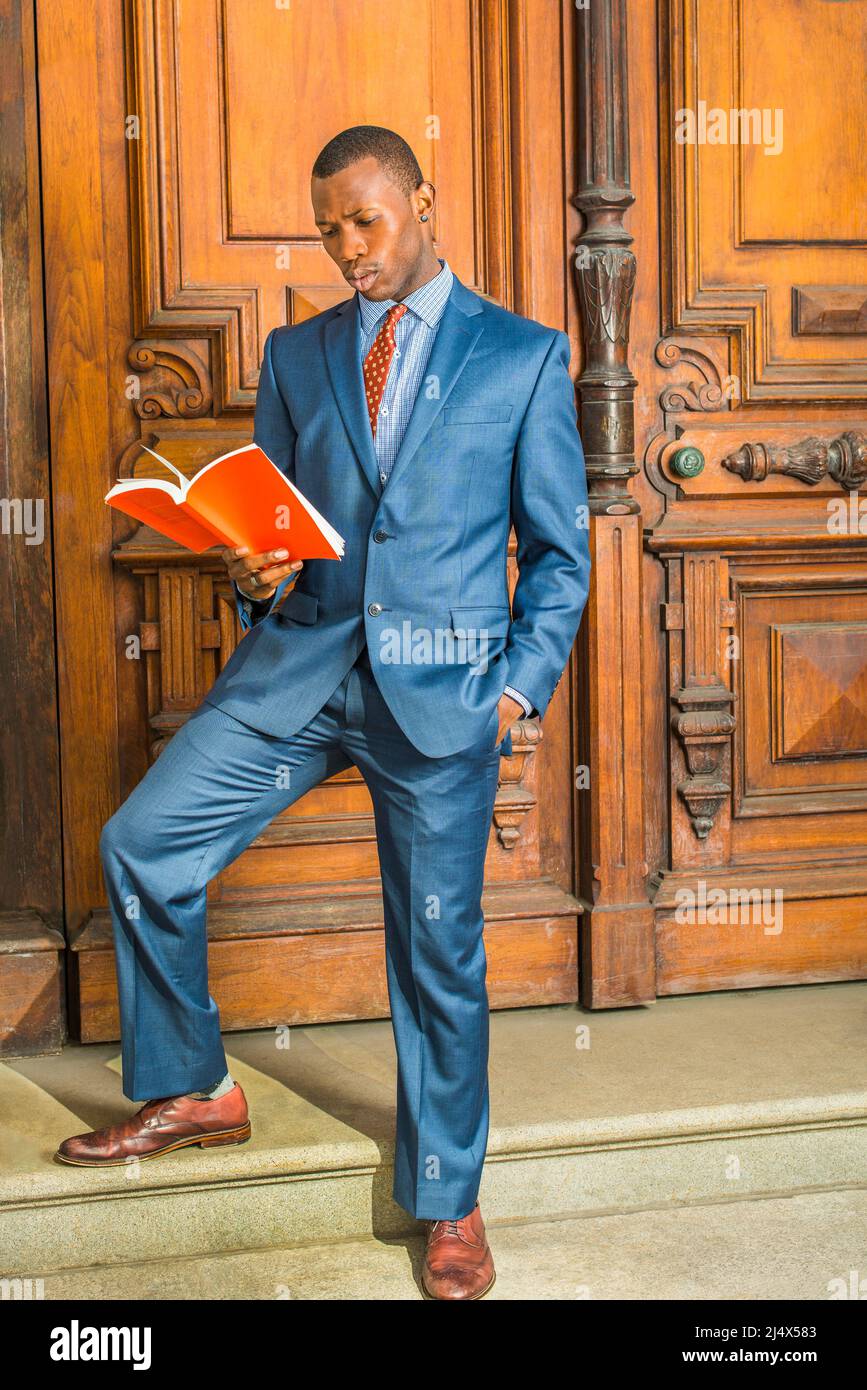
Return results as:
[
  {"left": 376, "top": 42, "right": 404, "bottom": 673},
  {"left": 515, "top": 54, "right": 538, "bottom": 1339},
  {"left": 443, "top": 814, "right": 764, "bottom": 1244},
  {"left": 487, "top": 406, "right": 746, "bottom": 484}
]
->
[{"left": 356, "top": 257, "right": 453, "bottom": 337}]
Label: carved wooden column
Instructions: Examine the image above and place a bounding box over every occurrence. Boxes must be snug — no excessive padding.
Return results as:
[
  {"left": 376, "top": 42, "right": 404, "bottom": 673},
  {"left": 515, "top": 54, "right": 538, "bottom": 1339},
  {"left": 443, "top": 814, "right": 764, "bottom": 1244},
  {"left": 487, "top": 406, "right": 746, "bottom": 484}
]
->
[{"left": 573, "top": 0, "right": 655, "bottom": 1005}]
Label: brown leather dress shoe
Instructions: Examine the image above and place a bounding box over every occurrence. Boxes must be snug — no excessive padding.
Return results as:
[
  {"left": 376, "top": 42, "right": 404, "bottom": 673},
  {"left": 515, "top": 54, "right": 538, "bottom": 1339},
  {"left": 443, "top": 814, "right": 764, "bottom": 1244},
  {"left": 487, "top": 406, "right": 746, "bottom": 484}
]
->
[
  {"left": 421, "top": 1200, "right": 496, "bottom": 1300},
  {"left": 54, "top": 1084, "right": 251, "bottom": 1166}
]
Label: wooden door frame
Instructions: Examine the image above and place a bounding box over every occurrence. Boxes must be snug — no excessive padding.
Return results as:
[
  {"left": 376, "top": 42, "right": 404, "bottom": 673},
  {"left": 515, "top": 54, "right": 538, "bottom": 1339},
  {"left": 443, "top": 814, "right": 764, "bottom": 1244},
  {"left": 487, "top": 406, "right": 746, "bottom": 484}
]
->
[
  {"left": 0, "top": 0, "right": 65, "bottom": 1056},
  {"left": 573, "top": 0, "right": 655, "bottom": 1006}
]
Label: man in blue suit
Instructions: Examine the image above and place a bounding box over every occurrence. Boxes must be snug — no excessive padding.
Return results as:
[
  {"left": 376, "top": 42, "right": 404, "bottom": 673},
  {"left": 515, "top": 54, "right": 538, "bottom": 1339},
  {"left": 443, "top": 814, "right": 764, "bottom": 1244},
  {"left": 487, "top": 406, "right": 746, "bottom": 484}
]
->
[{"left": 57, "top": 126, "right": 590, "bottom": 1300}]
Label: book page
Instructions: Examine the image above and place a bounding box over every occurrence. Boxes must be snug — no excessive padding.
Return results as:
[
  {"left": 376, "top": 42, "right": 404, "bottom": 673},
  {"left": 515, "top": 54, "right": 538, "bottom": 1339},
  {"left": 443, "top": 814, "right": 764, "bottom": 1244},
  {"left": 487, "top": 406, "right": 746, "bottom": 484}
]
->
[
  {"left": 105, "top": 484, "right": 221, "bottom": 552},
  {"left": 186, "top": 444, "right": 344, "bottom": 558}
]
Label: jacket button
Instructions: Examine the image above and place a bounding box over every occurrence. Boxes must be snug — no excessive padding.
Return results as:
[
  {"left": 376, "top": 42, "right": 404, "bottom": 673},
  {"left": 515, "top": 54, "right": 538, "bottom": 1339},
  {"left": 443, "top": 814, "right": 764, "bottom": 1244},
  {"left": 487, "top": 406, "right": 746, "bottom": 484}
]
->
[
  {"left": 373, "top": 530, "right": 388, "bottom": 543},
  {"left": 368, "top": 602, "right": 383, "bottom": 616}
]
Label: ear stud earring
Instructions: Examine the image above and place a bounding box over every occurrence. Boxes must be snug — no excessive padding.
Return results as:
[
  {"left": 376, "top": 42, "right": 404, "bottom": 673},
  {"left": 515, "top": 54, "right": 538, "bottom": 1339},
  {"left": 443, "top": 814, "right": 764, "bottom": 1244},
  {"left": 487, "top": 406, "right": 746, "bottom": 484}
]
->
[{"left": 420, "top": 214, "right": 429, "bottom": 222}]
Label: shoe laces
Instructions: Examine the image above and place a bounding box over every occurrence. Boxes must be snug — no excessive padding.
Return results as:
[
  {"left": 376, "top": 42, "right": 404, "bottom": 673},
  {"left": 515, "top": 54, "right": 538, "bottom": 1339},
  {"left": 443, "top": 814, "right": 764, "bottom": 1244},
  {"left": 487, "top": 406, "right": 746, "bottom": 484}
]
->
[
  {"left": 430, "top": 1216, "right": 461, "bottom": 1238},
  {"left": 432, "top": 1206, "right": 474, "bottom": 1239}
]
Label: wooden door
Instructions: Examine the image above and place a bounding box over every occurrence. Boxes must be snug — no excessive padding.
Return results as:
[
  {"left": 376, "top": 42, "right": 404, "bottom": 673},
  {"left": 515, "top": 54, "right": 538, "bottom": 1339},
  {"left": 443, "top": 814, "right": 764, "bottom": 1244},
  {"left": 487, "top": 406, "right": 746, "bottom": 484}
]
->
[
  {"left": 585, "top": 0, "right": 867, "bottom": 1003},
  {"left": 37, "top": 0, "right": 586, "bottom": 1040}
]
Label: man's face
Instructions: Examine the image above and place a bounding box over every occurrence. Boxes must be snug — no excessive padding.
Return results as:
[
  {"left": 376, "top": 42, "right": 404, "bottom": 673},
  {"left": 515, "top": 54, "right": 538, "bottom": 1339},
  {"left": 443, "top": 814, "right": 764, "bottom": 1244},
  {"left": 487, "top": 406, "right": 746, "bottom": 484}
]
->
[{"left": 312, "top": 155, "right": 432, "bottom": 302}]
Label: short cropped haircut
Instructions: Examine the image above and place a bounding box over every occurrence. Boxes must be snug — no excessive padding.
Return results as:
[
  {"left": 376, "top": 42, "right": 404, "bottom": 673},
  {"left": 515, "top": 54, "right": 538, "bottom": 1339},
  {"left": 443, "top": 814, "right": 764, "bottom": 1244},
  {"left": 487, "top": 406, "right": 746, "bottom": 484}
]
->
[{"left": 312, "top": 126, "right": 424, "bottom": 200}]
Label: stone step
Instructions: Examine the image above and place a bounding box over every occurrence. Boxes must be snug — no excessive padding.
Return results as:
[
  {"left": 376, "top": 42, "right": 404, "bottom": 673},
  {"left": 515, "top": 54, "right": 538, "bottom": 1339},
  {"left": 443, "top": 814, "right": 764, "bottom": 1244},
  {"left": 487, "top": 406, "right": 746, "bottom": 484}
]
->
[
  {"left": 2, "top": 982, "right": 866, "bottom": 1275},
  {"left": 20, "top": 1188, "right": 867, "bottom": 1301}
]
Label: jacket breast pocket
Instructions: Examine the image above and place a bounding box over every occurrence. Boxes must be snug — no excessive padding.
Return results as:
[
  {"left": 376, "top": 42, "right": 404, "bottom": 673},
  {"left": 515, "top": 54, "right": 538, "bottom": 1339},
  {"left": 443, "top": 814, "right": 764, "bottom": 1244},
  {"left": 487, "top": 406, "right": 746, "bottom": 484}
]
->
[
  {"left": 275, "top": 587, "right": 319, "bottom": 625},
  {"left": 442, "top": 405, "right": 513, "bottom": 426}
]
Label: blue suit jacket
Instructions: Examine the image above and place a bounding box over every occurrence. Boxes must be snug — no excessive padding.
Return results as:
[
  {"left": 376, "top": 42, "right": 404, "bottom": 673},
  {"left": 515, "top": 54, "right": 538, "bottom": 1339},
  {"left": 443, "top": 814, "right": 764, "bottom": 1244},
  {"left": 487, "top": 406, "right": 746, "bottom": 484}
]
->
[{"left": 203, "top": 271, "right": 591, "bottom": 759}]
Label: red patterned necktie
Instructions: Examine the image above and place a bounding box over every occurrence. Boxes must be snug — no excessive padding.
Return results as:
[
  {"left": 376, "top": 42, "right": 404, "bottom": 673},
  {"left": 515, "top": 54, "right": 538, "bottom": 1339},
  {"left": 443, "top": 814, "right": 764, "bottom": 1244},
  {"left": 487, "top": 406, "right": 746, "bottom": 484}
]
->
[{"left": 363, "top": 302, "right": 408, "bottom": 438}]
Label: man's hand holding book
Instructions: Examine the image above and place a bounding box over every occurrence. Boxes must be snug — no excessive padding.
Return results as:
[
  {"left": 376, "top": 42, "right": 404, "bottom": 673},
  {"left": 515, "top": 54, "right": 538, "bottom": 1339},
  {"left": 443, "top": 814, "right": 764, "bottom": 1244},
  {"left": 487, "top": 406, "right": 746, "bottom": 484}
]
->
[{"left": 226, "top": 546, "right": 304, "bottom": 601}]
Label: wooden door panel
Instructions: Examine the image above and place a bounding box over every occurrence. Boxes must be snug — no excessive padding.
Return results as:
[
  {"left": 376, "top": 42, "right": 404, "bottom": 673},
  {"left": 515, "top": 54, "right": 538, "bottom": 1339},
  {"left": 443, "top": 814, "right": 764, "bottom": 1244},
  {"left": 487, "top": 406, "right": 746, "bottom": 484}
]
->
[
  {"left": 130, "top": 0, "right": 493, "bottom": 410},
  {"left": 657, "top": 894, "right": 867, "bottom": 995},
  {"left": 738, "top": 583, "right": 867, "bottom": 801},
  {"left": 661, "top": 0, "right": 867, "bottom": 401},
  {"left": 632, "top": 0, "right": 867, "bottom": 996},
  {"left": 220, "top": 0, "right": 472, "bottom": 241},
  {"left": 739, "top": 1, "right": 864, "bottom": 246}
]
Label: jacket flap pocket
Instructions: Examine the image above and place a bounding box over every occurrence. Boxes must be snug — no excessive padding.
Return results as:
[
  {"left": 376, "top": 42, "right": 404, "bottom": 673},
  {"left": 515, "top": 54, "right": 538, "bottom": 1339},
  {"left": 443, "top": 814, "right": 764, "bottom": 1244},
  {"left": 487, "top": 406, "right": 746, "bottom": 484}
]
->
[
  {"left": 276, "top": 587, "right": 319, "bottom": 624},
  {"left": 450, "top": 605, "right": 512, "bottom": 637},
  {"left": 442, "top": 405, "right": 513, "bottom": 425}
]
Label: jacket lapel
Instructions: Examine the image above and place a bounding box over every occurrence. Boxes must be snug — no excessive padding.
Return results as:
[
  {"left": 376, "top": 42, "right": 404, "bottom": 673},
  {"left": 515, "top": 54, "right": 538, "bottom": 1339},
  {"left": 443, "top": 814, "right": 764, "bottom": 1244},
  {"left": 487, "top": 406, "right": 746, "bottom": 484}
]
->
[
  {"left": 324, "top": 300, "right": 382, "bottom": 498},
  {"left": 323, "top": 272, "right": 485, "bottom": 501}
]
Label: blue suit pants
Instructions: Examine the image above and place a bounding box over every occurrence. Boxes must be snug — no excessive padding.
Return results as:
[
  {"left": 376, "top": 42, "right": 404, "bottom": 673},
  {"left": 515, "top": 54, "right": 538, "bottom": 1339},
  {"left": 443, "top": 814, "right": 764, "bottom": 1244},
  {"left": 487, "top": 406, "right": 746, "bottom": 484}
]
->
[{"left": 99, "top": 645, "right": 504, "bottom": 1220}]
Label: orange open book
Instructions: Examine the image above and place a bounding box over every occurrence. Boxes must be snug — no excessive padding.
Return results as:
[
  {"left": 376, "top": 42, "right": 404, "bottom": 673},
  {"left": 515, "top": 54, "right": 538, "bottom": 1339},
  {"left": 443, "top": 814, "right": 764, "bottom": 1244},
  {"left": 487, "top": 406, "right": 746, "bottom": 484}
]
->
[{"left": 105, "top": 443, "right": 345, "bottom": 560}]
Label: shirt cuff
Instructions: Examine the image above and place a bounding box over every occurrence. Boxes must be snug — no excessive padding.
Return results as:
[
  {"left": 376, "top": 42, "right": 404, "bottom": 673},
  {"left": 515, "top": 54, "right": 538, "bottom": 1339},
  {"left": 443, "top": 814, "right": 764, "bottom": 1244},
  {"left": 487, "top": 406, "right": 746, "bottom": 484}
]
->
[
  {"left": 503, "top": 684, "right": 534, "bottom": 718},
  {"left": 235, "top": 582, "right": 275, "bottom": 630}
]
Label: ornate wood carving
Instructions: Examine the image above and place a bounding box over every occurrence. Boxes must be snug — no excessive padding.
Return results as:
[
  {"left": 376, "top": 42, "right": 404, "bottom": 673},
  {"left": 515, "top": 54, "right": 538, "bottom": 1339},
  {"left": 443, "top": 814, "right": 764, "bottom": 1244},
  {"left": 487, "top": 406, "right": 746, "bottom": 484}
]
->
[
  {"left": 128, "top": 341, "right": 212, "bottom": 419},
  {"left": 573, "top": 0, "right": 637, "bottom": 514},
  {"left": 655, "top": 339, "right": 726, "bottom": 412},
  {"left": 722, "top": 432, "right": 867, "bottom": 491},
  {"left": 664, "top": 556, "right": 737, "bottom": 840},
  {"left": 493, "top": 719, "right": 541, "bottom": 850},
  {"left": 113, "top": 532, "right": 236, "bottom": 759},
  {"left": 670, "top": 700, "right": 736, "bottom": 841}
]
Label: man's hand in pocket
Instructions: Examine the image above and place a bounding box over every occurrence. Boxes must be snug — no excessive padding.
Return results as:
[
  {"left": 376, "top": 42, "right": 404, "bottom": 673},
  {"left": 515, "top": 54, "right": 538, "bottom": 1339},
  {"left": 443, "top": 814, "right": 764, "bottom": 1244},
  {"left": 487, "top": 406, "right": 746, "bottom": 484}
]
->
[{"left": 495, "top": 693, "right": 524, "bottom": 744}]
